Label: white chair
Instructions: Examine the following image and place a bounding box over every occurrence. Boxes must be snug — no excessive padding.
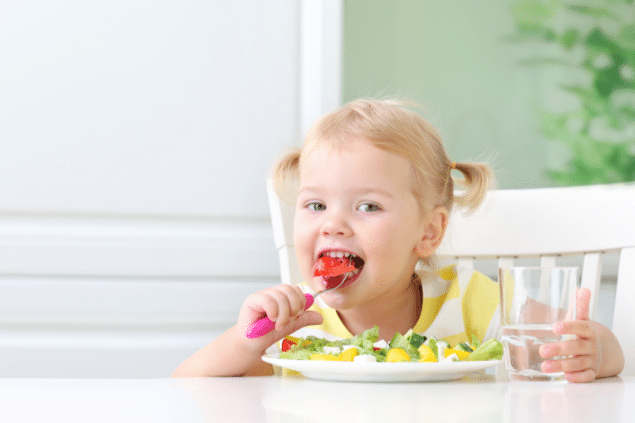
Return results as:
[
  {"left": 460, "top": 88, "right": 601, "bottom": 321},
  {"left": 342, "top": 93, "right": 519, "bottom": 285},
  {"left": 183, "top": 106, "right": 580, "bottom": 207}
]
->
[{"left": 267, "top": 180, "right": 635, "bottom": 375}]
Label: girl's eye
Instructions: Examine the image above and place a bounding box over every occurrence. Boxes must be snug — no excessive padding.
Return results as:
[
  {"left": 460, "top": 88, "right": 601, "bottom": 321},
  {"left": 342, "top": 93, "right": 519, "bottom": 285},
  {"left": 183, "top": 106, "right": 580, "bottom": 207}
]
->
[
  {"left": 357, "top": 202, "right": 381, "bottom": 212},
  {"left": 306, "top": 202, "right": 326, "bottom": 212}
]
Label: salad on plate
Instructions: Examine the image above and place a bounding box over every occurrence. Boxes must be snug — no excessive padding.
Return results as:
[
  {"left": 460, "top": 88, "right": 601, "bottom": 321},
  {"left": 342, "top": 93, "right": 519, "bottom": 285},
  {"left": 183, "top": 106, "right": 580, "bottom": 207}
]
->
[{"left": 278, "top": 326, "right": 503, "bottom": 363}]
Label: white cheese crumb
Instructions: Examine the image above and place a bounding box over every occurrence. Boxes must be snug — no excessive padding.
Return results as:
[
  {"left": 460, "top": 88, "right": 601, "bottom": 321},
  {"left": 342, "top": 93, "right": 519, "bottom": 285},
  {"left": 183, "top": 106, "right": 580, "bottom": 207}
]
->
[
  {"left": 374, "top": 340, "right": 389, "bottom": 349},
  {"left": 354, "top": 354, "right": 377, "bottom": 363},
  {"left": 323, "top": 346, "right": 341, "bottom": 355},
  {"left": 436, "top": 341, "right": 449, "bottom": 361}
]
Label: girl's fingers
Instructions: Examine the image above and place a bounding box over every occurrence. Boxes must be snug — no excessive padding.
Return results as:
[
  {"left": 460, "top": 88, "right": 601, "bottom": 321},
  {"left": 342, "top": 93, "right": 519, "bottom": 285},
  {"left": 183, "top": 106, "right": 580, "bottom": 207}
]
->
[
  {"left": 247, "top": 285, "right": 306, "bottom": 330},
  {"left": 271, "top": 285, "right": 306, "bottom": 330},
  {"left": 565, "top": 369, "right": 596, "bottom": 383},
  {"left": 575, "top": 287, "right": 592, "bottom": 321},
  {"left": 541, "top": 353, "right": 597, "bottom": 383},
  {"left": 247, "top": 292, "right": 280, "bottom": 322},
  {"left": 257, "top": 310, "right": 324, "bottom": 343},
  {"left": 542, "top": 355, "right": 594, "bottom": 374},
  {"left": 289, "top": 310, "right": 323, "bottom": 332},
  {"left": 540, "top": 335, "right": 594, "bottom": 359},
  {"left": 553, "top": 320, "right": 596, "bottom": 340},
  {"left": 277, "top": 284, "right": 307, "bottom": 316},
  {"left": 537, "top": 289, "right": 604, "bottom": 383}
]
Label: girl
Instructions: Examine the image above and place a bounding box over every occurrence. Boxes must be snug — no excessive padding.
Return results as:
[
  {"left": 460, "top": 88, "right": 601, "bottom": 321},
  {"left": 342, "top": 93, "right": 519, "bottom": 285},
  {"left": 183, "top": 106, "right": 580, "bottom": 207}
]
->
[{"left": 172, "top": 99, "right": 624, "bottom": 382}]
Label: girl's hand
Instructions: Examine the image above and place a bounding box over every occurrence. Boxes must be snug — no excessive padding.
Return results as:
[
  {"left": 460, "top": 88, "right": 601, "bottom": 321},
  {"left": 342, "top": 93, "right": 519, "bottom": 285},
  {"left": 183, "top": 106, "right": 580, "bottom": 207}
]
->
[
  {"left": 237, "top": 284, "right": 323, "bottom": 352},
  {"left": 539, "top": 288, "right": 601, "bottom": 383}
]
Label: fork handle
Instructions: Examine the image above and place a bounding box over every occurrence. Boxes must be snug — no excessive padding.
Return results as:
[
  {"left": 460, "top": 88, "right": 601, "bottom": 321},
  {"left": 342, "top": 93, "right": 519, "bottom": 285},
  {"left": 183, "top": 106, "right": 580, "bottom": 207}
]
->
[{"left": 245, "top": 293, "right": 315, "bottom": 339}]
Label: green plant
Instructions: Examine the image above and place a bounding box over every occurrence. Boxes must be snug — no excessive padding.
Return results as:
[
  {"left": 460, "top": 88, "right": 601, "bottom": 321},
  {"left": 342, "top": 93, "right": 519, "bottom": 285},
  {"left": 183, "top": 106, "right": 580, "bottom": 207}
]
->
[{"left": 509, "top": 0, "right": 635, "bottom": 185}]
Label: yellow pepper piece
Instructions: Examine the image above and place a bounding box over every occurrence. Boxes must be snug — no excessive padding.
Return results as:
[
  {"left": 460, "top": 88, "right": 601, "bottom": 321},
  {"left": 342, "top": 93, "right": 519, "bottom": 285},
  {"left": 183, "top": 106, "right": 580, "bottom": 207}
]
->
[
  {"left": 386, "top": 348, "right": 411, "bottom": 362},
  {"left": 445, "top": 348, "right": 470, "bottom": 360},
  {"left": 418, "top": 344, "right": 437, "bottom": 362},
  {"left": 337, "top": 348, "right": 359, "bottom": 362},
  {"left": 310, "top": 353, "right": 339, "bottom": 361}
]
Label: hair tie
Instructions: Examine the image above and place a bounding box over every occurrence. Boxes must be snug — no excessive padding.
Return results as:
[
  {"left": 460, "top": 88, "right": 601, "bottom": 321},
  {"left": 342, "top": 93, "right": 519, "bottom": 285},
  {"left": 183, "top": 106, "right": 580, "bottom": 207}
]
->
[{"left": 451, "top": 161, "right": 457, "bottom": 170}]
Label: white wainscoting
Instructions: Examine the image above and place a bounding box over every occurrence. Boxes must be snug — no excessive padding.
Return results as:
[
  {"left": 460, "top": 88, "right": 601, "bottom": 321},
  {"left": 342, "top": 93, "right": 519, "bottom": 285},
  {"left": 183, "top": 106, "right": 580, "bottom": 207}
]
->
[
  {"left": 0, "top": 217, "right": 283, "bottom": 378},
  {"left": 0, "top": 216, "right": 280, "bottom": 278},
  {"left": 0, "top": 0, "right": 343, "bottom": 378},
  {"left": 0, "top": 276, "right": 277, "bottom": 378}
]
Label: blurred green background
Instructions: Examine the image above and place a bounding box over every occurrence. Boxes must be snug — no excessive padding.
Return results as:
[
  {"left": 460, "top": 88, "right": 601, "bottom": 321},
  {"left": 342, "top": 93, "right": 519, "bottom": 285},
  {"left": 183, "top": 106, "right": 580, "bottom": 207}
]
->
[{"left": 343, "top": 0, "right": 635, "bottom": 189}]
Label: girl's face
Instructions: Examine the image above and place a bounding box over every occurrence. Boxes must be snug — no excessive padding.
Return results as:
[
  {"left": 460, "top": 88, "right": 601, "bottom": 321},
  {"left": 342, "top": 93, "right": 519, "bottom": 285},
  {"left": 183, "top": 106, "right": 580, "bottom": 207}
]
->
[{"left": 294, "top": 138, "right": 442, "bottom": 310}]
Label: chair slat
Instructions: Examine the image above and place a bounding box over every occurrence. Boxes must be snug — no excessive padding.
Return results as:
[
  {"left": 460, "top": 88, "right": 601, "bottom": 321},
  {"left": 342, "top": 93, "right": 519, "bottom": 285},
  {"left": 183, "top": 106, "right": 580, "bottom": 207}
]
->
[
  {"left": 540, "top": 256, "right": 557, "bottom": 267},
  {"left": 457, "top": 257, "right": 474, "bottom": 270},
  {"left": 496, "top": 258, "right": 515, "bottom": 286},
  {"left": 539, "top": 256, "right": 557, "bottom": 302},
  {"left": 613, "top": 247, "right": 635, "bottom": 376},
  {"left": 278, "top": 247, "right": 294, "bottom": 285},
  {"left": 581, "top": 253, "right": 603, "bottom": 321},
  {"left": 498, "top": 258, "right": 514, "bottom": 269}
]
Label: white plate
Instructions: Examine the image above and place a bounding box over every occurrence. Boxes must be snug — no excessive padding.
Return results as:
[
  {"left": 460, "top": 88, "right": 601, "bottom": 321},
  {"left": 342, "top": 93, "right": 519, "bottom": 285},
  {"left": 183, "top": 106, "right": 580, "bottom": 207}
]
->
[{"left": 262, "top": 354, "right": 502, "bottom": 382}]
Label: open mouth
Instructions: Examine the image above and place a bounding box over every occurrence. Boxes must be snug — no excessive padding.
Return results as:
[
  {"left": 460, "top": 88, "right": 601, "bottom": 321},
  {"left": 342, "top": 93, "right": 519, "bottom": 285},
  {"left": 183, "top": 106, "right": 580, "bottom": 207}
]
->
[{"left": 313, "top": 251, "right": 365, "bottom": 290}]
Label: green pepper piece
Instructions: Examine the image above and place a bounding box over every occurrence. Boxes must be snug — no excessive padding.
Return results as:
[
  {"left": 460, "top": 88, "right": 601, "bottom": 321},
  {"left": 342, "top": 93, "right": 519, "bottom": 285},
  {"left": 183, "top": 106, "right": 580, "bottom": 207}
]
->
[{"left": 465, "top": 338, "right": 503, "bottom": 361}]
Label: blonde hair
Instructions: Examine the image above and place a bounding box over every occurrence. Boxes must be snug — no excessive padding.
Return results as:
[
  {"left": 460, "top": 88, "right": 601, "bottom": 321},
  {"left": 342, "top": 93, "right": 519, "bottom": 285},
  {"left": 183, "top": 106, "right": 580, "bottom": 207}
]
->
[{"left": 272, "top": 99, "right": 493, "bottom": 270}]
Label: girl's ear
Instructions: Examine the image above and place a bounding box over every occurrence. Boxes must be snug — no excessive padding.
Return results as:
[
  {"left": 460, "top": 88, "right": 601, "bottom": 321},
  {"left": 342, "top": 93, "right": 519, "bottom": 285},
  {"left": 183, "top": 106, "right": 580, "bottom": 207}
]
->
[{"left": 416, "top": 206, "right": 448, "bottom": 258}]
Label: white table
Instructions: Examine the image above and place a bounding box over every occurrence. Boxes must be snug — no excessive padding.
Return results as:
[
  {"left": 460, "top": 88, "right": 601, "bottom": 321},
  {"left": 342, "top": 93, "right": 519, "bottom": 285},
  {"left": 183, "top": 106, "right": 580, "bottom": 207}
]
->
[{"left": 1, "top": 375, "right": 633, "bottom": 422}]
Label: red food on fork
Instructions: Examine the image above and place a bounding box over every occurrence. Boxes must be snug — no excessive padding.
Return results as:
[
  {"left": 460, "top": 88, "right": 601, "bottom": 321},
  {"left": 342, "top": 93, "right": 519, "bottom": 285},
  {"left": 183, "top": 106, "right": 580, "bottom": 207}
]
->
[
  {"left": 313, "top": 255, "right": 357, "bottom": 277},
  {"left": 312, "top": 254, "right": 364, "bottom": 290}
]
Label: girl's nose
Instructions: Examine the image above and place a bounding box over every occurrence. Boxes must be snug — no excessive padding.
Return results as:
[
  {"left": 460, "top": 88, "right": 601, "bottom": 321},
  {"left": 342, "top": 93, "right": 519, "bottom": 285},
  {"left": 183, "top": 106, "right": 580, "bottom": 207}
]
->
[{"left": 320, "top": 211, "right": 353, "bottom": 237}]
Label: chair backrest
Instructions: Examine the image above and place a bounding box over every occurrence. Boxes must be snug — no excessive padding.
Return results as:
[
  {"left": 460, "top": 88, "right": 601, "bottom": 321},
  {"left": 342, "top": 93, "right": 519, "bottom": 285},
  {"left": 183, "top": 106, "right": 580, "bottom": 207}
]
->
[
  {"left": 267, "top": 179, "right": 304, "bottom": 287},
  {"left": 267, "top": 180, "right": 635, "bottom": 375}
]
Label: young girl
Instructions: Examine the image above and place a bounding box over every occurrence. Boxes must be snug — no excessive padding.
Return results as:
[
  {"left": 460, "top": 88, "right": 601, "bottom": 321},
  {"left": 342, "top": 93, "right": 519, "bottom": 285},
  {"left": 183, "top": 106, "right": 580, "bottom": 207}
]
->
[{"left": 172, "top": 99, "right": 624, "bottom": 382}]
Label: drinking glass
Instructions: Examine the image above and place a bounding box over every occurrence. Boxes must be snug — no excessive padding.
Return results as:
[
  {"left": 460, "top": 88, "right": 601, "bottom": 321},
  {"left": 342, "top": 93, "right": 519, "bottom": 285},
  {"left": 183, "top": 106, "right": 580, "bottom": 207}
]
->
[{"left": 499, "top": 266, "right": 579, "bottom": 381}]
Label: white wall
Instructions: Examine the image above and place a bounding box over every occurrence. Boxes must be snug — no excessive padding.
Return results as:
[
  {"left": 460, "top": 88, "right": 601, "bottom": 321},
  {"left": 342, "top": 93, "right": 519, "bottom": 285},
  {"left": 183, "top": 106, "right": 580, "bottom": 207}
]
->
[{"left": 0, "top": 0, "right": 343, "bottom": 378}]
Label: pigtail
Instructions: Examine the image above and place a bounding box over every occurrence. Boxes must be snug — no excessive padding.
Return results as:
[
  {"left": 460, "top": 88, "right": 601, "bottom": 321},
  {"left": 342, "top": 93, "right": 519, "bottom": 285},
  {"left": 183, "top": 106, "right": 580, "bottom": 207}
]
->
[
  {"left": 271, "top": 148, "right": 301, "bottom": 204},
  {"left": 451, "top": 162, "right": 494, "bottom": 214}
]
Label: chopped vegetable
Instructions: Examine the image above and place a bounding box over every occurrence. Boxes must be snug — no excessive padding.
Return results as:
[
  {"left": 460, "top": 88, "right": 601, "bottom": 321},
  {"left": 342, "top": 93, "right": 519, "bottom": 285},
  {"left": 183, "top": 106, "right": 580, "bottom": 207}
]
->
[
  {"left": 338, "top": 347, "right": 359, "bottom": 362},
  {"left": 281, "top": 336, "right": 312, "bottom": 352},
  {"left": 444, "top": 348, "right": 470, "bottom": 360},
  {"left": 435, "top": 340, "right": 449, "bottom": 361},
  {"left": 443, "top": 353, "right": 460, "bottom": 362},
  {"left": 278, "top": 326, "right": 503, "bottom": 363},
  {"left": 389, "top": 331, "right": 419, "bottom": 360},
  {"left": 470, "top": 334, "right": 481, "bottom": 349},
  {"left": 310, "top": 353, "right": 339, "bottom": 361},
  {"left": 464, "top": 338, "right": 503, "bottom": 361},
  {"left": 425, "top": 337, "right": 438, "bottom": 361},
  {"left": 408, "top": 332, "right": 427, "bottom": 349},
  {"left": 281, "top": 338, "right": 296, "bottom": 352},
  {"left": 456, "top": 342, "right": 473, "bottom": 353},
  {"left": 386, "top": 348, "right": 411, "bottom": 362},
  {"left": 418, "top": 344, "right": 437, "bottom": 362},
  {"left": 350, "top": 326, "right": 379, "bottom": 351}
]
